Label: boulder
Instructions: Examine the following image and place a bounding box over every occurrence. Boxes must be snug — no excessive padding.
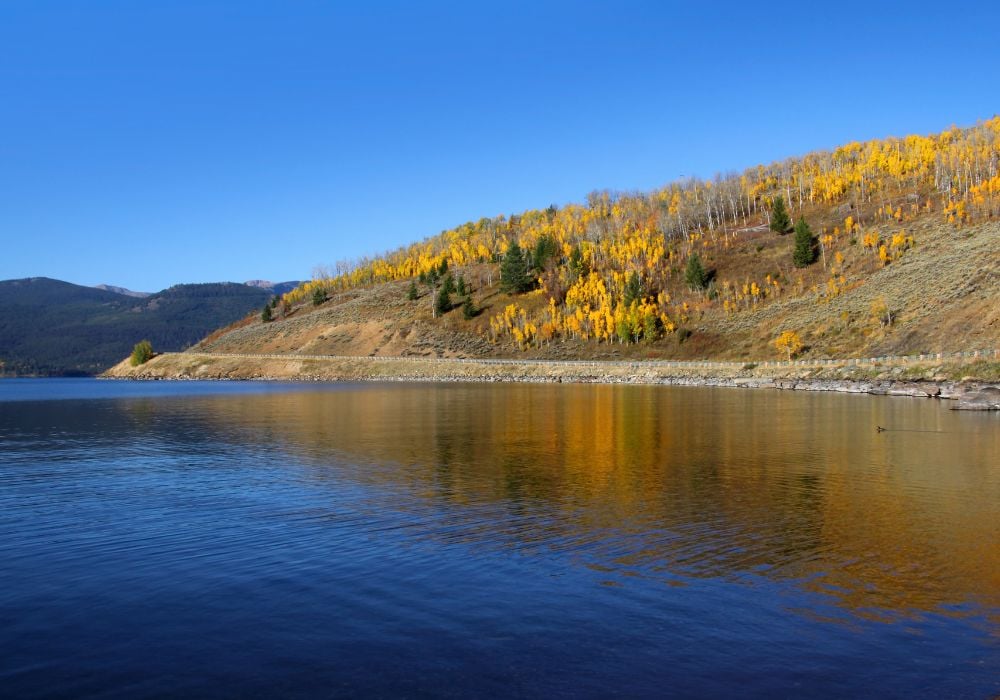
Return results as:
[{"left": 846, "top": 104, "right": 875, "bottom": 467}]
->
[
  {"left": 952, "top": 386, "right": 1000, "bottom": 410},
  {"left": 887, "top": 382, "right": 939, "bottom": 398}
]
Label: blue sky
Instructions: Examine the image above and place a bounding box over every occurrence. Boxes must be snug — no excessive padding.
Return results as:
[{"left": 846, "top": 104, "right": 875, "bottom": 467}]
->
[{"left": 2, "top": 0, "right": 999, "bottom": 291}]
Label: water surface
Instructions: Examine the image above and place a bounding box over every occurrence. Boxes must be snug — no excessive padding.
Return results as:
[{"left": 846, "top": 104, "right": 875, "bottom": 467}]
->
[{"left": 1, "top": 379, "right": 997, "bottom": 697}]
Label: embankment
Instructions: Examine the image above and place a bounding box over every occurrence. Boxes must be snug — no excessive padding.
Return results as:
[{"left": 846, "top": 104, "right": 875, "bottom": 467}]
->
[{"left": 103, "top": 351, "right": 1000, "bottom": 409}]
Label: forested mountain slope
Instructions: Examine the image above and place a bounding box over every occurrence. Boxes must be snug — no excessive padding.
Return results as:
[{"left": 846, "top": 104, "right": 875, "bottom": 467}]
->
[{"left": 0, "top": 279, "right": 279, "bottom": 375}]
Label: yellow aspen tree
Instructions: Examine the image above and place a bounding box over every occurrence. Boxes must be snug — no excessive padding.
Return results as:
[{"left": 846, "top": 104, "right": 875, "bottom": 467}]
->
[{"left": 774, "top": 331, "right": 804, "bottom": 360}]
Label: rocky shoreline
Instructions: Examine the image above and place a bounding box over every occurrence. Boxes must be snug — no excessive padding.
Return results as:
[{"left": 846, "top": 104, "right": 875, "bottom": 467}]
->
[{"left": 102, "top": 352, "right": 1000, "bottom": 410}]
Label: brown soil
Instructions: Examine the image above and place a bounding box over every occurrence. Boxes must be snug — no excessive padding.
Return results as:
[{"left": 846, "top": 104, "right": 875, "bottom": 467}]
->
[{"left": 193, "top": 216, "right": 998, "bottom": 363}]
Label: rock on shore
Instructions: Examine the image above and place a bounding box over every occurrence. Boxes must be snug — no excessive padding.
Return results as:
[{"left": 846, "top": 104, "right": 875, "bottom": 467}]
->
[
  {"left": 102, "top": 352, "right": 1000, "bottom": 409},
  {"left": 952, "top": 386, "right": 1000, "bottom": 410}
]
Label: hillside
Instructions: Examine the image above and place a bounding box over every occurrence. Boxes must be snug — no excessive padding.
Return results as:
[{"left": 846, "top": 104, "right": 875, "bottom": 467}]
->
[
  {"left": 184, "top": 120, "right": 1000, "bottom": 364},
  {"left": 192, "top": 214, "right": 997, "bottom": 362},
  {"left": 0, "top": 279, "right": 287, "bottom": 376}
]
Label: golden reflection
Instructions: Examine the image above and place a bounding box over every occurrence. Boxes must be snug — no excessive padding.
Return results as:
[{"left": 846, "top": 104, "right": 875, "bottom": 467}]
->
[{"left": 184, "top": 383, "right": 1000, "bottom": 619}]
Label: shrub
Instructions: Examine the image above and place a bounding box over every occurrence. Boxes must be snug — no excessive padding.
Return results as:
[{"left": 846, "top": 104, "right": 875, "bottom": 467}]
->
[{"left": 130, "top": 340, "right": 154, "bottom": 366}]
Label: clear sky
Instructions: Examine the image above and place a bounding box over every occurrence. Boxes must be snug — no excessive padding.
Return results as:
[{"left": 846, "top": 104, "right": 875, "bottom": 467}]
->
[{"left": 2, "top": 0, "right": 999, "bottom": 291}]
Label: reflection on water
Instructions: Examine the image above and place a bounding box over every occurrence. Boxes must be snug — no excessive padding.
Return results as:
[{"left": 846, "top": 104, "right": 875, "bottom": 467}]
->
[
  {"left": 189, "top": 383, "right": 1000, "bottom": 616},
  {"left": 1, "top": 381, "right": 997, "bottom": 698}
]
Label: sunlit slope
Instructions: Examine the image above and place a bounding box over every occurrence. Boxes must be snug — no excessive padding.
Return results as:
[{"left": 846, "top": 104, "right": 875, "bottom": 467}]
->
[{"left": 196, "top": 119, "right": 1000, "bottom": 360}]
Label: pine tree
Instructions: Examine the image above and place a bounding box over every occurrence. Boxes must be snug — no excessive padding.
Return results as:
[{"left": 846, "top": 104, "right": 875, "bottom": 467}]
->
[
  {"left": 407, "top": 280, "right": 418, "bottom": 300},
  {"left": 261, "top": 305, "right": 273, "bottom": 322},
  {"left": 435, "top": 287, "right": 452, "bottom": 315},
  {"left": 532, "top": 234, "right": 559, "bottom": 271},
  {"left": 685, "top": 253, "right": 708, "bottom": 290},
  {"left": 792, "top": 217, "right": 817, "bottom": 267},
  {"left": 770, "top": 196, "right": 792, "bottom": 233},
  {"left": 312, "top": 287, "right": 328, "bottom": 306},
  {"left": 623, "top": 271, "right": 643, "bottom": 306},
  {"left": 440, "top": 273, "right": 455, "bottom": 296},
  {"left": 500, "top": 243, "right": 532, "bottom": 294},
  {"left": 462, "top": 296, "right": 477, "bottom": 319},
  {"left": 456, "top": 275, "right": 467, "bottom": 296}
]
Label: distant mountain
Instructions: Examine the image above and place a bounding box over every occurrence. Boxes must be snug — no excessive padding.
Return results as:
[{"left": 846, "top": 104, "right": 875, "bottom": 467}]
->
[
  {"left": 0, "top": 277, "right": 275, "bottom": 376},
  {"left": 244, "top": 280, "right": 302, "bottom": 296},
  {"left": 94, "top": 284, "right": 151, "bottom": 298}
]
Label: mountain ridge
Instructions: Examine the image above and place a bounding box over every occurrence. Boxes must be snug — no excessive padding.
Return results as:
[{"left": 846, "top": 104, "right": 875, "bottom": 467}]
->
[
  {"left": 0, "top": 277, "right": 296, "bottom": 376},
  {"left": 94, "top": 283, "right": 151, "bottom": 298}
]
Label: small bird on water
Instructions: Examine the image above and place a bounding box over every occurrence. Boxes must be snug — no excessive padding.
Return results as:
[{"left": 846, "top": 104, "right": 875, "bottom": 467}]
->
[{"left": 876, "top": 426, "right": 886, "bottom": 433}]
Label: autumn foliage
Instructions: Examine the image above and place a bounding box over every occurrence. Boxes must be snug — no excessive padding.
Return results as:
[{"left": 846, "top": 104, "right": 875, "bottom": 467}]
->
[
  {"left": 277, "top": 118, "right": 1000, "bottom": 354},
  {"left": 774, "top": 331, "right": 804, "bottom": 360}
]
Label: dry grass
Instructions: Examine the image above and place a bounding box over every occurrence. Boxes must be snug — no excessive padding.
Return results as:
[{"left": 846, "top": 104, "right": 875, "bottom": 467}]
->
[{"left": 190, "top": 214, "right": 997, "bottom": 363}]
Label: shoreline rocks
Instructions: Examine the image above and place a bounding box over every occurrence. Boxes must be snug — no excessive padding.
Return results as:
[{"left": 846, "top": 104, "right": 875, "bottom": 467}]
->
[
  {"left": 102, "top": 352, "right": 1000, "bottom": 409},
  {"left": 952, "top": 386, "right": 1000, "bottom": 411}
]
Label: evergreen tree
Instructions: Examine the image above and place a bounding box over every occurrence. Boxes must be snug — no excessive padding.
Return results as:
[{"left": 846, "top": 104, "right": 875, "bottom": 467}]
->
[
  {"left": 438, "top": 259, "right": 449, "bottom": 276},
  {"left": 770, "top": 196, "right": 792, "bottom": 233},
  {"left": 500, "top": 243, "right": 532, "bottom": 294},
  {"left": 456, "top": 275, "right": 467, "bottom": 296},
  {"left": 532, "top": 234, "right": 559, "bottom": 271},
  {"left": 312, "top": 287, "right": 328, "bottom": 306},
  {"left": 462, "top": 296, "right": 477, "bottom": 320},
  {"left": 685, "top": 253, "right": 708, "bottom": 290},
  {"left": 623, "top": 271, "right": 643, "bottom": 306},
  {"left": 407, "top": 280, "right": 418, "bottom": 300},
  {"left": 435, "top": 287, "right": 452, "bottom": 315},
  {"left": 440, "top": 273, "right": 455, "bottom": 296},
  {"left": 261, "top": 305, "right": 273, "bottom": 322},
  {"left": 792, "top": 217, "right": 817, "bottom": 267}
]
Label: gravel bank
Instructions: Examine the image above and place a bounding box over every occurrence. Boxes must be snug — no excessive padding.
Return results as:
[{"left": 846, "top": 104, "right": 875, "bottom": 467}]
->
[{"left": 103, "top": 352, "right": 1000, "bottom": 409}]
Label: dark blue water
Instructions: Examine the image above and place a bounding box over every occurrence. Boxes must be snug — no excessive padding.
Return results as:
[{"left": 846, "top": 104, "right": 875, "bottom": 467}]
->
[{"left": 1, "top": 379, "right": 998, "bottom": 698}]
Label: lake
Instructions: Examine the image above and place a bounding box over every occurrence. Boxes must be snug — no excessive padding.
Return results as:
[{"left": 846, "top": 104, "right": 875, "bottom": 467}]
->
[{"left": 1, "top": 378, "right": 997, "bottom": 698}]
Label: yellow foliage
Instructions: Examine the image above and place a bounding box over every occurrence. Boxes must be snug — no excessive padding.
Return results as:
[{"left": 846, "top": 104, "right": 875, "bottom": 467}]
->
[
  {"left": 774, "top": 331, "right": 804, "bottom": 360},
  {"left": 270, "top": 117, "right": 1000, "bottom": 352}
]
